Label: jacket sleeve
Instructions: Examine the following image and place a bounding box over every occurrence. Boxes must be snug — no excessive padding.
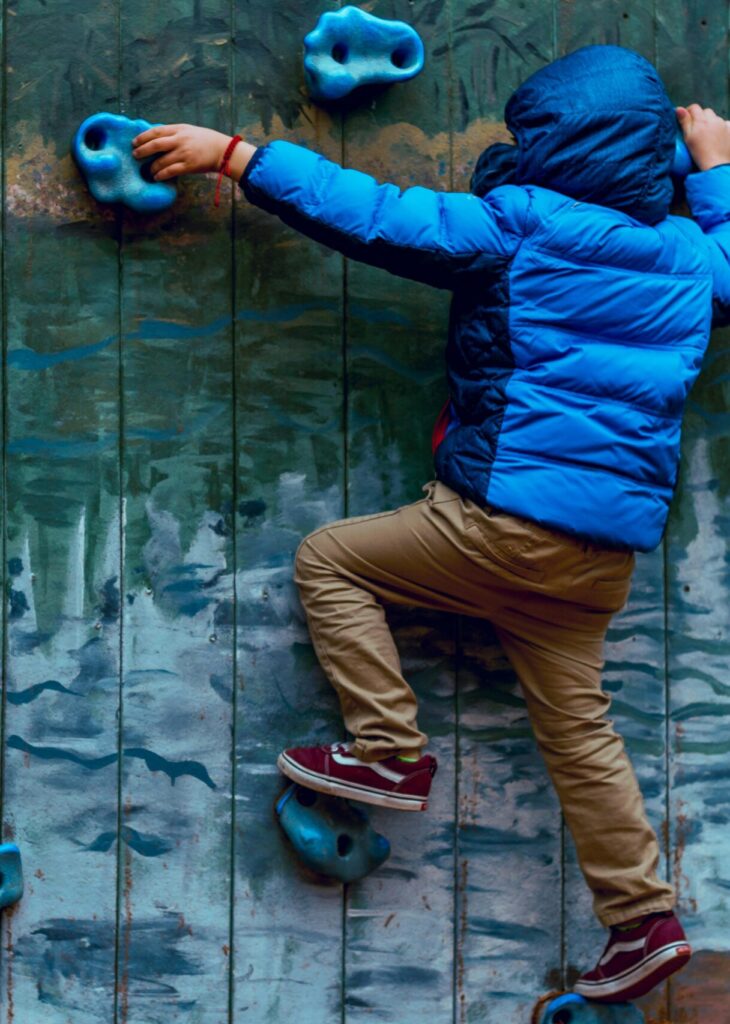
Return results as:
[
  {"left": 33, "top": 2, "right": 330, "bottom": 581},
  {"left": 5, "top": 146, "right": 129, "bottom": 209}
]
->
[
  {"left": 239, "top": 141, "right": 527, "bottom": 291},
  {"left": 685, "top": 165, "right": 730, "bottom": 326}
]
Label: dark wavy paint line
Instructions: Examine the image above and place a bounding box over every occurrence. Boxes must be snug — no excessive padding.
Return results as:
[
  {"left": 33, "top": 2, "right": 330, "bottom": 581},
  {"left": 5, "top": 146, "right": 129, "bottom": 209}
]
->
[
  {"left": 81, "top": 826, "right": 173, "bottom": 857},
  {"left": 7, "top": 736, "right": 216, "bottom": 788},
  {"left": 7, "top": 301, "right": 410, "bottom": 374},
  {"left": 348, "top": 345, "right": 444, "bottom": 384},
  {"left": 7, "top": 435, "right": 116, "bottom": 457},
  {"left": 7, "top": 735, "right": 118, "bottom": 770},
  {"left": 672, "top": 701, "right": 730, "bottom": 722},
  {"left": 8, "top": 406, "right": 226, "bottom": 458},
  {"left": 677, "top": 739, "right": 730, "bottom": 756},
  {"left": 7, "top": 331, "right": 119, "bottom": 370},
  {"left": 7, "top": 680, "right": 79, "bottom": 705},
  {"left": 124, "top": 747, "right": 216, "bottom": 789}
]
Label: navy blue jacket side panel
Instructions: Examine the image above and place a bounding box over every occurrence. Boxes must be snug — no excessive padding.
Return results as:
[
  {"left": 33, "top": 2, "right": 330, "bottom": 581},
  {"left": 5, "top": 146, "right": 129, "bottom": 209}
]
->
[
  {"left": 434, "top": 271, "right": 515, "bottom": 503},
  {"left": 686, "top": 164, "right": 730, "bottom": 326},
  {"left": 240, "top": 141, "right": 528, "bottom": 291}
]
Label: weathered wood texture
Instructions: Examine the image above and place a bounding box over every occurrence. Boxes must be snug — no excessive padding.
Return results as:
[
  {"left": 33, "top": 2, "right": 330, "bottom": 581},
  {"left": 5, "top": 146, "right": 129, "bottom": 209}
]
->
[{"left": 0, "top": 1, "right": 729, "bottom": 1022}]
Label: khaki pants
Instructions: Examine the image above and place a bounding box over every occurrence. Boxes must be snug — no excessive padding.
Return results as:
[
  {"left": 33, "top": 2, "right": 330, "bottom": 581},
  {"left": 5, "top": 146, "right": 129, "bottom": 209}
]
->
[{"left": 294, "top": 480, "right": 675, "bottom": 926}]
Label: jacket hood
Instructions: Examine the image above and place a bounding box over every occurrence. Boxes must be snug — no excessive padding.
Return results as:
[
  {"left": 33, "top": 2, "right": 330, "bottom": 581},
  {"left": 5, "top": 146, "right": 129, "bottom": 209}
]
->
[{"left": 472, "top": 46, "right": 677, "bottom": 225}]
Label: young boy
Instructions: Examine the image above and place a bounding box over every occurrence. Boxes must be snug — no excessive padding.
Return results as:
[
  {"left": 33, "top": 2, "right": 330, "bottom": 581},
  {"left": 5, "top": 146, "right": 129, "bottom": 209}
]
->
[{"left": 132, "top": 45, "right": 730, "bottom": 1002}]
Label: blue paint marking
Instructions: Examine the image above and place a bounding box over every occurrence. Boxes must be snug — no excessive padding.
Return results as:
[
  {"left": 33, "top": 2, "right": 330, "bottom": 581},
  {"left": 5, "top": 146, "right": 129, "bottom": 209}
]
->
[
  {"left": 672, "top": 701, "right": 730, "bottom": 720},
  {"left": 8, "top": 680, "right": 80, "bottom": 705},
  {"left": 81, "top": 826, "right": 174, "bottom": 857},
  {"left": 123, "top": 748, "right": 217, "bottom": 789},
  {"left": 349, "top": 345, "right": 443, "bottom": 384},
  {"left": 7, "top": 736, "right": 118, "bottom": 769},
  {"left": 7, "top": 332, "right": 119, "bottom": 370},
  {"left": 9, "top": 407, "right": 226, "bottom": 457},
  {"left": 8, "top": 588, "right": 30, "bottom": 619},
  {"left": 21, "top": 916, "right": 204, "bottom": 999},
  {"left": 7, "top": 301, "right": 410, "bottom": 373},
  {"left": 7, "top": 736, "right": 216, "bottom": 788},
  {"left": 7, "top": 435, "right": 116, "bottom": 457}
]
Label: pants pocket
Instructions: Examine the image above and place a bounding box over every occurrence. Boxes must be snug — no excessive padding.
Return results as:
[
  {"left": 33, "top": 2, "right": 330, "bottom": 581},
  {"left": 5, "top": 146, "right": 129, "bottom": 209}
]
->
[{"left": 464, "top": 515, "right": 547, "bottom": 583}]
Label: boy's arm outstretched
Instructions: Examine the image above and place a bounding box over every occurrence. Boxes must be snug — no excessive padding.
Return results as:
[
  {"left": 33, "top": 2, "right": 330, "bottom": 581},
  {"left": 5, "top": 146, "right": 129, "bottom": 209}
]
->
[
  {"left": 132, "top": 124, "right": 527, "bottom": 291},
  {"left": 678, "top": 104, "right": 730, "bottom": 325}
]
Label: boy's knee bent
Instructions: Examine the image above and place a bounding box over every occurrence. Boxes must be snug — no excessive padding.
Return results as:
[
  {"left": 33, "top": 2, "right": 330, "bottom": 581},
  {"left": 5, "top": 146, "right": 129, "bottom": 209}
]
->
[{"left": 294, "top": 527, "right": 337, "bottom": 585}]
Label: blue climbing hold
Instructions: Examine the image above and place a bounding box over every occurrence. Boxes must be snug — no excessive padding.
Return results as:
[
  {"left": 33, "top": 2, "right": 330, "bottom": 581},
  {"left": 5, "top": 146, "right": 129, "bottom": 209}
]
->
[
  {"left": 672, "top": 134, "right": 694, "bottom": 179},
  {"left": 276, "top": 784, "right": 390, "bottom": 882},
  {"left": 538, "top": 993, "right": 645, "bottom": 1024},
  {"left": 0, "top": 843, "right": 23, "bottom": 910},
  {"left": 73, "top": 112, "right": 177, "bottom": 213},
  {"left": 303, "top": 6, "right": 425, "bottom": 102}
]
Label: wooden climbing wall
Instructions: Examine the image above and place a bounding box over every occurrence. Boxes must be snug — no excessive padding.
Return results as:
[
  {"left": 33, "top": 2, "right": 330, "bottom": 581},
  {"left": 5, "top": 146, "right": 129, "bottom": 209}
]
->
[{"left": 0, "top": 1, "right": 728, "bottom": 1021}]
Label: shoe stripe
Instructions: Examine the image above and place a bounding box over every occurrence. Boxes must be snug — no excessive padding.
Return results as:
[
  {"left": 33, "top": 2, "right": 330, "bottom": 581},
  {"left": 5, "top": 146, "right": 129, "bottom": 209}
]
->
[
  {"left": 280, "top": 754, "right": 423, "bottom": 803},
  {"left": 369, "top": 762, "right": 407, "bottom": 784},
  {"left": 331, "top": 750, "right": 365, "bottom": 767},
  {"left": 598, "top": 937, "right": 646, "bottom": 966},
  {"left": 331, "top": 751, "right": 407, "bottom": 784},
  {"left": 575, "top": 942, "right": 691, "bottom": 997}
]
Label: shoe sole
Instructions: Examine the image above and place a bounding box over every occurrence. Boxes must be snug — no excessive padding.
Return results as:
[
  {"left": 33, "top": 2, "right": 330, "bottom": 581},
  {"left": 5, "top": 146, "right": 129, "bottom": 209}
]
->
[
  {"left": 573, "top": 941, "right": 692, "bottom": 1002},
  {"left": 277, "top": 753, "right": 428, "bottom": 812}
]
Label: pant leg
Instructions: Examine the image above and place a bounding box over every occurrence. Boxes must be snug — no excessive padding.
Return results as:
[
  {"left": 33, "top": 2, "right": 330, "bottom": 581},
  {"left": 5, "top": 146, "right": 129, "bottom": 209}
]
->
[
  {"left": 493, "top": 599, "right": 675, "bottom": 928},
  {"left": 294, "top": 481, "right": 513, "bottom": 761},
  {"left": 295, "top": 479, "right": 674, "bottom": 925}
]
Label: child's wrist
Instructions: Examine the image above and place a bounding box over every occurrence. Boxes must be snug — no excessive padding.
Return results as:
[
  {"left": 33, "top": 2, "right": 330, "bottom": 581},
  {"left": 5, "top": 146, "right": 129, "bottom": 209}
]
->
[
  {"left": 225, "top": 139, "right": 257, "bottom": 180},
  {"left": 695, "top": 153, "right": 730, "bottom": 172}
]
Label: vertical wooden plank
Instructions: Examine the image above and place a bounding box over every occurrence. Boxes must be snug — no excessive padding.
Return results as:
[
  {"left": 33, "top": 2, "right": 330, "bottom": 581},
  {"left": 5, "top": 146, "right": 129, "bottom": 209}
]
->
[
  {"left": 116, "top": 4, "right": 234, "bottom": 1020},
  {"left": 231, "top": 3, "right": 346, "bottom": 1020},
  {"left": 0, "top": 0, "right": 121, "bottom": 1019},
  {"left": 657, "top": 3, "right": 730, "bottom": 1020},
  {"left": 0, "top": 0, "right": 6, "bottom": 1001},
  {"left": 449, "top": 3, "right": 558, "bottom": 1021},
  {"left": 340, "top": 3, "right": 458, "bottom": 1021},
  {"left": 554, "top": 8, "right": 671, "bottom": 1019}
]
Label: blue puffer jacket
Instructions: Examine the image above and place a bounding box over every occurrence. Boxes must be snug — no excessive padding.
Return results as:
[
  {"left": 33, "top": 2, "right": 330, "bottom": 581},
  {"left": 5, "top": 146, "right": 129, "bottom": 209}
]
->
[{"left": 241, "top": 45, "right": 730, "bottom": 552}]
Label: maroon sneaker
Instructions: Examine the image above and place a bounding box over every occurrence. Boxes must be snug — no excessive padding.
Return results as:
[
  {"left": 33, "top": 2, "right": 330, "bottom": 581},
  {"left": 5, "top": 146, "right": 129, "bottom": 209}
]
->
[
  {"left": 573, "top": 911, "right": 691, "bottom": 1002},
  {"left": 277, "top": 742, "right": 437, "bottom": 811}
]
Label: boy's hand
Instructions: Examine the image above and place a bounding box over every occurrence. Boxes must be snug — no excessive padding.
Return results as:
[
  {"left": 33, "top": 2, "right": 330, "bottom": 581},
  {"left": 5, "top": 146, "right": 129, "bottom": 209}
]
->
[
  {"left": 676, "top": 105, "right": 730, "bottom": 172},
  {"left": 132, "top": 124, "right": 255, "bottom": 181}
]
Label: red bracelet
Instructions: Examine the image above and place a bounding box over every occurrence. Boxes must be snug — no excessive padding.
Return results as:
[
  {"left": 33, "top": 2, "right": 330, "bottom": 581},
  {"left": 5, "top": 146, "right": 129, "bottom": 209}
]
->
[{"left": 214, "top": 134, "right": 243, "bottom": 207}]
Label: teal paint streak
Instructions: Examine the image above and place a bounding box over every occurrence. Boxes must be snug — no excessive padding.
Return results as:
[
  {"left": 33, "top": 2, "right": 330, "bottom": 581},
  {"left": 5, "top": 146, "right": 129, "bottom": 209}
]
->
[
  {"left": 7, "top": 736, "right": 118, "bottom": 770},
  {"left": 7, "top": 303, "right": 412, "bottom": 372},
  {"left": 8, "top": 406, "right": 226, "bottom": 456},
  {"left": 82, "top": 827, "right": 174, "bottom": 857},
  {"left": 7, "top": 680, "right": 79, "bottom": 704},
  {"left": 124, "top": 747, "right": 217, "bottom": 788},
  {"left": 348, "top": 345, "right": 444, "bottom": 384},
  {"left": 7, "top": 332, "right": 120, "bottom": 370},
  {"left": 671, "top": 701, "right": 730, "bottom": 721},
  {"left": 7, "top": 736, "right": 216, "bottom": 788}
]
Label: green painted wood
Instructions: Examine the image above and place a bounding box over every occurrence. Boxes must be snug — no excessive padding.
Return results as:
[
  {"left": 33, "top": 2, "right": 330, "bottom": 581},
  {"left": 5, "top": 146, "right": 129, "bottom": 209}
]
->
[
  {"left": 657, "top": 4, "right": 730, "bottom": 1022},
  {"left": 0, "top": 0, "right": 122, "bottom": 1019},
  {"left": 231, "top": 3, "right": 346, "bottom": 1020},
  {"left": 449, "top": 4, "right": 561, "bottom": 1021},
  {"left": 554, "top": 10, "right": 672, "bottom": 1023},
  {"left": 116, "top": 3, "right": 235, "bottom": 1020},
  {"left": 340, "top": 1, "right": 458, "bottom": 1019}
]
